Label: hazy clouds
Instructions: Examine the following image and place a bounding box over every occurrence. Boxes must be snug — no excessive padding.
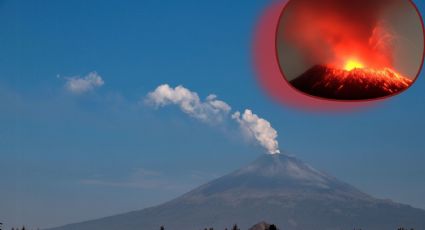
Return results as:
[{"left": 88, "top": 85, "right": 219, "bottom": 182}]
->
[{"left": 65, "top": 72, "right": 104, "bottom": 94}]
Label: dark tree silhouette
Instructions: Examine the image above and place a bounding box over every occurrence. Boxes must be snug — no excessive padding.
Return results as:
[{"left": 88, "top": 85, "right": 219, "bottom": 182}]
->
[
  {"left": 160, "top": 226, "right": 164, "bottom": 230},
  {"left": 231, "top": 224, "right": 240, "bottom": 230},
  {"left": 269, "top": 224, "right": 278, "bottom": 230}
]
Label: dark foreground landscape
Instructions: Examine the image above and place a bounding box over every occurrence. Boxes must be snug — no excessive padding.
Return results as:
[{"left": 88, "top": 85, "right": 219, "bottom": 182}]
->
[{"left": 46, "top": 154, "right": 425, "bottom": 230}]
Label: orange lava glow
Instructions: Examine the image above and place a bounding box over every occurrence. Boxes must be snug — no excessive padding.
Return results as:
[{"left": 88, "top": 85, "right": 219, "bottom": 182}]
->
[
  {"left": 290, "top": 64, "right": 413, "bottom": 100},
  {"left": 329, "top": 54, "right": 411, "bottom": 94},
  {"left": 281, "top": 0, "right": 410, "bottom": 81},
  {"left": 344, "top": 59, "right": 365, "bottom": 71},
  {"left": 328, "top": 66, "right": 412, "bottom": 94}
]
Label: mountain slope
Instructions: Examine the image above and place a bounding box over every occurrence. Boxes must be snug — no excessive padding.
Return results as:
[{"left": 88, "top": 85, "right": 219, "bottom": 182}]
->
[
  {"left": 290, "top": 65, "right": 412, "bottom": 100},
  {"left": 48, "top": 154, "right": 425, "bottom": 230}
]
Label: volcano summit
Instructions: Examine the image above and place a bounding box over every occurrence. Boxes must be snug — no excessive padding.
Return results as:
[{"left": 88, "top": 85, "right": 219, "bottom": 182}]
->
[
  {"left": 48, "top": 154, "right": 425, "bottom": 230},
  {"left": 289, "top": 65, "right": 413, "bottom": 100}
]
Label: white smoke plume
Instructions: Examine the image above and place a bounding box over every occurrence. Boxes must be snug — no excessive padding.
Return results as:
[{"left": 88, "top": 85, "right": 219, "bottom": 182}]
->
[
  {"left": 146, "top": 84, "right": 281, "bottom": 154},
  {"left": 146, "top": 84, "right": 231, "bottom": 123},
  {"left": 65, "top": 72, "right": 104, "bottom": 94},
  {"left": 232, "top": 109, "right": 280, "bottom": 155}
]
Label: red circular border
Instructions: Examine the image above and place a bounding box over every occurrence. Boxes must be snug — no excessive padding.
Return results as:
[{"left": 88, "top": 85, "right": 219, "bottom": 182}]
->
[{"left": 253, "top": 0, "right": 425, "bottom": 111}]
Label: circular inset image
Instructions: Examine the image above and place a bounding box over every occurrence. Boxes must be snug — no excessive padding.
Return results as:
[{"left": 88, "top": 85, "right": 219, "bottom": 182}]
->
[{"left": 277, "top": 0, "right": 425, "bottom": 100}]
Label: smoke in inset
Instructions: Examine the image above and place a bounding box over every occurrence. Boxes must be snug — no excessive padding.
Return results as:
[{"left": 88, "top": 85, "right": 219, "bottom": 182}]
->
[{"left": 278, "top": 0, "right": 423, "bottom": 80}]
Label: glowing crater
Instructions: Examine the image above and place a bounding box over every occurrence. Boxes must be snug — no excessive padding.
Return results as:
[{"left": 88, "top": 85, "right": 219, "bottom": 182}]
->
[{"left": 344, "top": 59, "right": 365, "bottom": 71}]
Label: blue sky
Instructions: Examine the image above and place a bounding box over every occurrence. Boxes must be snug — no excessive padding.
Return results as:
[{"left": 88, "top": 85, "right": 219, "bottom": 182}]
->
[{"left": 1, "top": 0, "right": 425, "bottom": 228}]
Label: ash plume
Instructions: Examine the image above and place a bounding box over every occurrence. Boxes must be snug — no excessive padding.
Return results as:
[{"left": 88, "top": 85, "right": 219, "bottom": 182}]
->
[
  {"left": 146, "top": 84, "right": 231, "bottom": 123},
  {"left": 232, "top": 109, "right": 280, "bottom": 155},
  {"left": 146, "top": 84, "right": 281, "bottom": 154}
]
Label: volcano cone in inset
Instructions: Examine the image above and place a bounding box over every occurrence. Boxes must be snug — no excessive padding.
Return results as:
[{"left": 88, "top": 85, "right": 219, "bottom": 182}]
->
[
  {"left": 48, "top": 154, "right": 425, "bottom": 230},
  {"left": 289, "top": 65, "right": 413, "bottom": 100}
]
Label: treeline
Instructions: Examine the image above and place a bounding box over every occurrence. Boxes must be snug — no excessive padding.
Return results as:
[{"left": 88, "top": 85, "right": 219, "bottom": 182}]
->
[
  {"left": 157, "top": 225, "right": 415, "bottom": 230},
  {"left": 0, "top": 223, "right": 416, "bottom": 230},
  {"left": 10, "top": 227, "right": 39, "bottom": 230},
  {"left": 352, "top": 228, "right": 415, "bottom": 230},
  {"left": 0, "top": 226, "right": 39, "bottom": 230},
  {"left": 160, "top": 224, "right": 279, "bottom": 230}
]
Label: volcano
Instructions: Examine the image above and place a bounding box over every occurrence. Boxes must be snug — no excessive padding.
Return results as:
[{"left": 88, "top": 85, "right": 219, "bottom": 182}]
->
[
  {"left": 48, "top": 154, "right": 425, "bottom": 230},
  {"left": 289, "top": 65, "right": 413, "bottom": 100}
]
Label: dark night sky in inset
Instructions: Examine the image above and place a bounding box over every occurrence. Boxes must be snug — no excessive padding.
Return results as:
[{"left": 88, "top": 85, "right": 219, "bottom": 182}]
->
[{"left": 277, "top": 0, "right": 424, "bottom": 81}]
